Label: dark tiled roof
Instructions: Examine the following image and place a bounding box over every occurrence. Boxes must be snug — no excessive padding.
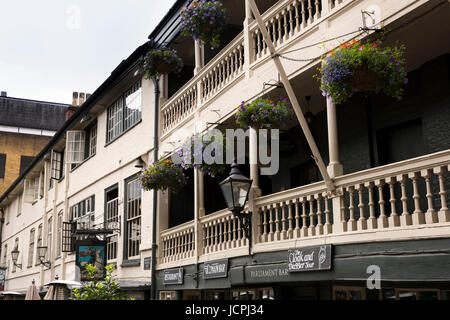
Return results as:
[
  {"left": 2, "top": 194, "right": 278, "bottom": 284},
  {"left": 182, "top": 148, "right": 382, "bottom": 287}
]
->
[{"left": 0, "top": 96, "right": 69, "bottom": 131}]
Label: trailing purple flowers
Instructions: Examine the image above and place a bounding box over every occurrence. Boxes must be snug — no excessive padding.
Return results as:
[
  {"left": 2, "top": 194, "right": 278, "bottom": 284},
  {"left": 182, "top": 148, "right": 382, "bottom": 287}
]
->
[
  {"left": 235, "top": 97, "right": 294, "bottom": 129},
  {"left": 177, "top": 132, "right": 226, "bottom": 177},
  {"left": 180, "top": 0, "right": 227, "bottom": 49},
  {"left": 138, "top": 159, "right": 187, "bottom": 194},
  {"left": 316, "top": 40, "right": 408, "bottom": 104},
  {"left": 143, "top": 48, "right": 184, "bottom": 79}
]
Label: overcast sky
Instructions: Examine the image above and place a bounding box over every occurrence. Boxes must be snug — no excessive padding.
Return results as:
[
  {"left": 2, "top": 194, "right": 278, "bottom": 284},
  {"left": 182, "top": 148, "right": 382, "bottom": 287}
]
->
[{"left": 0, "top": 0, "right": 176, "bottom": 104}]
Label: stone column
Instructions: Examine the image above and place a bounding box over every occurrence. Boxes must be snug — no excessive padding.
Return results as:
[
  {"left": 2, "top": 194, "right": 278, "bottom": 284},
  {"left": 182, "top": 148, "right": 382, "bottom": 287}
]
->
[
  {"left": 194, "top": 39, "right": 204, "bottom": 75},
  {"left": 326, "top": 98, "right": 343, "bottom": 178},
  {"left": 243, "top": 0, "right": 254, "bottom": 79}
]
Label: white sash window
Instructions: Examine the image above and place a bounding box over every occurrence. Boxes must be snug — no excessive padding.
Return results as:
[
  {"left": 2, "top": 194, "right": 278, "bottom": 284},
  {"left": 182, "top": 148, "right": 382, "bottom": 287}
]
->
[{"left": 65, "top": 131, "right": 85, "bottom": 164}]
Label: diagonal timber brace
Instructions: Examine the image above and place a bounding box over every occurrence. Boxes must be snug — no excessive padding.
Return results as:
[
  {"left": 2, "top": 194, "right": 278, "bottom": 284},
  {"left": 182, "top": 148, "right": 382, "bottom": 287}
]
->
[{"left": 247, "top": 0, "right": 336, "bottom": 192}]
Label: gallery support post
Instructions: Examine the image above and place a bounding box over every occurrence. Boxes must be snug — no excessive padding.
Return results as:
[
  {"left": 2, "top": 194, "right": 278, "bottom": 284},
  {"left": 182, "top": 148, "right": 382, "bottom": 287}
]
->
[{"left": 151, "top": 76, "right": 160, "bottom": 300}]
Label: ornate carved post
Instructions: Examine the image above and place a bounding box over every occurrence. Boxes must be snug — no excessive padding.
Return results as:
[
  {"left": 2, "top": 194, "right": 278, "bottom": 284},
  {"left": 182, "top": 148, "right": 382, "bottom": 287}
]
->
[
  {"left": 422, "top": 169, "right": 438, "bottom": 224},
  {"left": 434, "top": 166, "right": 449, "bottom": 222},
  {"left": 326, "top": 98, "right": 343, "bottom": 178}
]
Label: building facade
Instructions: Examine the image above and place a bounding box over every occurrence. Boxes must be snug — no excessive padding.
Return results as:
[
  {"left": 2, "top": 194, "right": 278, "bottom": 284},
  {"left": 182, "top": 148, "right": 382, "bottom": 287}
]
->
[
  {"left": 1, "top": 0, "right": 450, "bottom": 300},
  {"left": 0, "top": 92, "right": 69, "bottom": 195}
]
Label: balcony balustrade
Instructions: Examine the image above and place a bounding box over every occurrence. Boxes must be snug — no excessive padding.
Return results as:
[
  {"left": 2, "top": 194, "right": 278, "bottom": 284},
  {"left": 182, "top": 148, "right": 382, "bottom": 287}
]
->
[{"left": 157, "top": 150, "right": 450, "bottom": 268}]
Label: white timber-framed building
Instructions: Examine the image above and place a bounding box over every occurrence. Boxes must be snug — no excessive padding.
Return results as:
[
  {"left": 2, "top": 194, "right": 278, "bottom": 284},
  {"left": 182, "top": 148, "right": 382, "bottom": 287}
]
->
[{"left": 1, "top": 0, "right": 450, "bottom": 300}]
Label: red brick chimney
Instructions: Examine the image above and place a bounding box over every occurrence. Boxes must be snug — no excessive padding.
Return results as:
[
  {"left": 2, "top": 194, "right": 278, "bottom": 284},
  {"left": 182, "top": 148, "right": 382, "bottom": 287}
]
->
[{"left": 66, "top": 91, "right": 91, "bottom": 120}]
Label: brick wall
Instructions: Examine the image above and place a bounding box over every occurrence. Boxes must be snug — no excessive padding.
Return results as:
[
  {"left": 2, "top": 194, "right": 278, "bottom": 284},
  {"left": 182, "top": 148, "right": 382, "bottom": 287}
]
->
[{"left": 0, "top": 132, "right": 50, "bottom": 195}]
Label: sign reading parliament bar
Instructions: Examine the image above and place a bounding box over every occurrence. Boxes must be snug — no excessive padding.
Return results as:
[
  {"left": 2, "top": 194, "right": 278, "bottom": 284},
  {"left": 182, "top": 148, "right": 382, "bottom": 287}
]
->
[{"left": 288, "top": 245, "right": 332, "bottom": 272}]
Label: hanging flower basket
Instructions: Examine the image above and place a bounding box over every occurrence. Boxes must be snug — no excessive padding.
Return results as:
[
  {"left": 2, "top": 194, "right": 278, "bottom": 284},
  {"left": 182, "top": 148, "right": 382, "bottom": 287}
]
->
[
  {"left": 316, "top": 40, "right": 408, "bottom": 105},
  {"left": 143, "top": 48, "right": 184, "bottom": 79},
  {"left": 177, "top": 132, "right": 227, "bottom": 177},
  {"left": 348, "top": 63, "right": 380, "bottom": 92},
  {"left": 180, "top": 0, "right": 227, "bottom": 49},
  {"left": 235, "top": 97, "right": 294, "bottom": 130},
  {"left": 138, "top": 159, "right": 187, "bottom": 194}
]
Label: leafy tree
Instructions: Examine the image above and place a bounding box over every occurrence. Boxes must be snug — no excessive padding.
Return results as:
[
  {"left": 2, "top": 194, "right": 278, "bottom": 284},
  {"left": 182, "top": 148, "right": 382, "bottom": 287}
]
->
[{"left": 71, "top": 264, "right": 133, "bottom": 300}]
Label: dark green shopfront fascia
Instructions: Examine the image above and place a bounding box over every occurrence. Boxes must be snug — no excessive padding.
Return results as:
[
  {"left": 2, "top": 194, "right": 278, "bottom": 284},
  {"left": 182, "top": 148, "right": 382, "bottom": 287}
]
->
[{"left": 156, "top": 238, "right": 450, "bottom": 300}]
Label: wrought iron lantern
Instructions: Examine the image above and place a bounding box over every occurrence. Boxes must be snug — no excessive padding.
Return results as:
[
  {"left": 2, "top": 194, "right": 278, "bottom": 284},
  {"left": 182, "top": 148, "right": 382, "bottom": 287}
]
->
[
  {"left": 219, "top": 163, "right": 253, "bottom": 250},
  {"left": 11, "top": 248, "right": 22, "bottom": 269},
  {"left": 37, "top": 246, "right": 51, "bottom": 268}
]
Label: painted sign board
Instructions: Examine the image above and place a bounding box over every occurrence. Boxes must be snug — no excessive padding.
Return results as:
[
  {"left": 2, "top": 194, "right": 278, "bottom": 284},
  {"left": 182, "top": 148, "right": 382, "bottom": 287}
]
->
[
  {"left": 164, "top": 267, "right": 184, "bottom": 285},
  {"left": 203, "top": 259, "right": 229, "bottom": 280},
  {"left": 75, "top": 240, "right": 107, "bottom": 281},
  {"left": 288, "top": 245, "right": 332, "bottom": 272}
]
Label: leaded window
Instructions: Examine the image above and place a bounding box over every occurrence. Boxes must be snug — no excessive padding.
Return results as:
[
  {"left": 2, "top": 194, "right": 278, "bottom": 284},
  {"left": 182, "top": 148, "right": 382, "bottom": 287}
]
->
[
  {"left": 126, "top": 178, "right": 141, "bottom": 259},
  {"left": 106, "top": 80, "right": 142, "bottom": 144},
  {"left": 35, "top": 224, "right": 42, "bottom": 265},
  {"left": 28, "top": 229, "right": 35, "bottom": 268}
]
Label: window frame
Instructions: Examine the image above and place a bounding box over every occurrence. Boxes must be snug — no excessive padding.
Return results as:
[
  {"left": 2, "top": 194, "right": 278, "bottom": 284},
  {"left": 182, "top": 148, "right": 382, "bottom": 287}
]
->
[
  {"left": 105, "top": 184, "right": 119, "bottom": 262},
  {"left": 35, "top": 224, "right": 43, "bottom": 266},
  {"left": 123, "top": 174, "right": 142, "bottom": 263},
  {"left": 70, "top": 195, "right": 95, "bottom": 230},
  {"left": 28, "top": 228, "right": 35, "bottom": 268},
  {"left": 106, "top": 80, "right": 142, "bottom": 145}
]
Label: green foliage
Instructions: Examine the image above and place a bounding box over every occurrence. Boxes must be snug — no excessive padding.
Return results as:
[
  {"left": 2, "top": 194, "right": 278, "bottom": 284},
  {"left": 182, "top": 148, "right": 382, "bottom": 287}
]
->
[
  {"left": 71, "top": 264, "right": 133, "bottom": 300},
  {"left": 143, "top": 48, "right": 184, "bottom": 79}
]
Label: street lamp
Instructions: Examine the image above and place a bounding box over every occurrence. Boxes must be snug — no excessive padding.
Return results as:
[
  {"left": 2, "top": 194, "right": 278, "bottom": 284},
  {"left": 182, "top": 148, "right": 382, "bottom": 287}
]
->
[
  {"left": 11, "top": 248, "right": 22, "bottom": 269},
  {"left": 220, "top": 163, "right": 253, "bottom": 252},
  {"left": 37, "top": 246, "right": 51, "bottom": 268}
]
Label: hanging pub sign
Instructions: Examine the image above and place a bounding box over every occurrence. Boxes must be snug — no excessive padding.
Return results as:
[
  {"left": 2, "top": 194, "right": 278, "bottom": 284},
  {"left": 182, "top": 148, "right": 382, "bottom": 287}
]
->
[
  {"left": 203, "top": 259, "right": 228, "bottom": 280},
  {"left": 164, "top": 267, "right": 184, "bottom": 285},
  {"left": 288, "top": 245, "right": 332, "bottom": 272},
  {"left": 75, "top": 239, "right": 107, "bottom": 281}
]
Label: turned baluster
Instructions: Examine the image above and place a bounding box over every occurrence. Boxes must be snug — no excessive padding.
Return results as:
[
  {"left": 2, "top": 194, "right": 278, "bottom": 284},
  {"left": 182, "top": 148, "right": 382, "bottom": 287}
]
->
[
  {"left": 294, "top": 198, "right": 301, "bottom": 238},
  {"left": 434, "top": 166, "right": 450, "bottom": 222},
  {"left": 356, "top": 184, "right": 367, "bottom": 230},
  {"left": 323, "top": 193, "right": 332, "bottom": 234},
  {"left": 279, "top": 201, "right": 286, "bottom": 240},
  {"left": 268, "top": 204, "right": 274, "bottom": 241},
  {"left": 287, "top": 200, "right": 294, "bottom": 239},
  {"left": 307, "top": 0, "right": 313, "bottom": 25},
  {"left": 261, "top": 205, "right": 268, "bottom": 242},
  {"left": 274, "top": 203, "right": 281, "bottom": 241},
  {"left": 301, "top": 196, "right": 308, "bottom": 237},
  {"left": 397, "top": 174, "right": 412, "bottom": 226},
  {"left": 364, "top": 182, "right": 377, "bottom": 229},
  {"left": 347, "top": 187, "right": 357, "bottom": 231},
  {"left": 315, "top": 194, "right": 324, "bottom": 235},
  {"left": 376, "top": 180, "right": 388, "bottom": 228},
  {"left": 308, "top": 195, "right": 316, "bottom": 236},
  {"left": 288, "top": 4, "right": 295, "bottom": 37},
  {"left": 409, "top": 172, "right": 425, "bottom": 225},
  {"left": 301, "top": 0, "right": 307, "bottom": 29},
  {"left": 422, "top": 169, "right": 438, "bottom": 224},
  {"left": 294, "top": 0, "right": 301, "bottom": 32},
  {"left": 386, "top": 177, "right": 400, "bottom": 227},
  {"left": 282, "top": 9, "right": 289, "bottom": 42},
  {"left": 314, "top": 0, "right": 321, "bottom": 21}
]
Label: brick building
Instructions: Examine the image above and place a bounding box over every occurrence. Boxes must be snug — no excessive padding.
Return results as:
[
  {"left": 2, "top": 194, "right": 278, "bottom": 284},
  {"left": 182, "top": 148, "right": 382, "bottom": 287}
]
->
[{"left": 0, "top": 92, "right": 69, "bottom": 195}]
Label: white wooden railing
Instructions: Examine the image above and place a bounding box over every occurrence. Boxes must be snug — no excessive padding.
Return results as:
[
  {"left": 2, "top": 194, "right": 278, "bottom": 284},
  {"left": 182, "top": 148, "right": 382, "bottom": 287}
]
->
[
  {"left": 160, "top": 0, "right": 351, "bottom": 136},
  {"left": 199, "top": 209, "right": 249, "bottom": 255},
  {"left": 158, "top": 150, "right": 450, "bottom": 265},
  {"left": 160, "top": 220, "right": 195, "bottom": 264},
  {"left": 161, "top": 36, "right": 245, "bottom": 135},
  {"left": 254, "top": 182, "right": 330, "bottom": 243}
]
